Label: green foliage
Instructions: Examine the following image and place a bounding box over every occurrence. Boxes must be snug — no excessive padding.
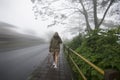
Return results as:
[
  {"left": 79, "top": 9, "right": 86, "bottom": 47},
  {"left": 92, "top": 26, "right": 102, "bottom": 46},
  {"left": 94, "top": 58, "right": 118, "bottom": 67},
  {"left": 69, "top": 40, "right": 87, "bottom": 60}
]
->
[
  {"left": 67, "top": 34, "right": 83, "bottom": 50},
  {"left": 66, "top": 27, "right": 120, "bottom": 80}
]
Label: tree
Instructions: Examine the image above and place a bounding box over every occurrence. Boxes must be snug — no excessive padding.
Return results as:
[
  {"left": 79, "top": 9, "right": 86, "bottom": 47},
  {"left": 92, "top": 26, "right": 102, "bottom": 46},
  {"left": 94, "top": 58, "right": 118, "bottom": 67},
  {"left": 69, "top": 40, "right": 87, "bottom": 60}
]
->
[
  {"left": 77, "top": 0, "right": 115, "bottom": 32},
  {"left": 30, "top": 0, "right": 116, "bottom": 33},
  {"left": 93, "top": 0, "right": 115, "bottom": 29}
]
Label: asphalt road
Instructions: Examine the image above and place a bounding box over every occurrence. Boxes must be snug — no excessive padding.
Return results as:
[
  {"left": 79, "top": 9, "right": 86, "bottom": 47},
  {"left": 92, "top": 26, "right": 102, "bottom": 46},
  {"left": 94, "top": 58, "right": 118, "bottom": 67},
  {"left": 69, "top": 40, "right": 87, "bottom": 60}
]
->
[{"left": 0, "top": 44, "right": 49, "bottom": 80}]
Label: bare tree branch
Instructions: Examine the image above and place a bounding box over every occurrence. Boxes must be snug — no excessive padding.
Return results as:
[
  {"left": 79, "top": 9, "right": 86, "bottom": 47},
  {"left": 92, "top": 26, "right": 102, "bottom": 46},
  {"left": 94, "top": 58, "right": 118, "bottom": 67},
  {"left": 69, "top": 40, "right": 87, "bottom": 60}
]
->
[
  {"left": 98, "top": 0, "right": 115, "bottom": 28},
  {"left": 79, "top": 0, "right": 92, "bottom": 32},
  {"left": 47, "top": 10, "right": 81, "bottom": 27}
]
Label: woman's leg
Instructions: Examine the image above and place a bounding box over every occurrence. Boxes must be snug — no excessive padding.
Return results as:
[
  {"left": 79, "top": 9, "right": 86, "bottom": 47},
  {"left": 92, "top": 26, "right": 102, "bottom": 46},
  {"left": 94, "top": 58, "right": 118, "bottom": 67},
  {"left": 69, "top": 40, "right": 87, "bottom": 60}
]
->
[
  {"left": 53, "top": 52, "right": 55, "bottom": 63},
  {"left": 54, "top": 51, "right": 59, "bottom": 68},
  {"left": 53, "top": 52, "right": 55, "bottom": 62}
]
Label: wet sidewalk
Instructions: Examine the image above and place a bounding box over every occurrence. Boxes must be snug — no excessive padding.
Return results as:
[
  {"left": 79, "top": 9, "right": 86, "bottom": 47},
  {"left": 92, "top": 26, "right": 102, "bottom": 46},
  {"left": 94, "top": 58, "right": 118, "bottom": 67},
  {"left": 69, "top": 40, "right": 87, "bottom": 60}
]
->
[{"left": 28, "top": 50, "right": 73, "bottom": 80}]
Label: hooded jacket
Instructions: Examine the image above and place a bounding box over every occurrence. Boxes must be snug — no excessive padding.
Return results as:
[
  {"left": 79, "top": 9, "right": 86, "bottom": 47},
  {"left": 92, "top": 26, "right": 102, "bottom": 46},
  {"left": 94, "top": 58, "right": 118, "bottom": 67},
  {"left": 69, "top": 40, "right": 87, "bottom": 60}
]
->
[{"left": 49, "top": 32, "right": 62, "bottom": 52}]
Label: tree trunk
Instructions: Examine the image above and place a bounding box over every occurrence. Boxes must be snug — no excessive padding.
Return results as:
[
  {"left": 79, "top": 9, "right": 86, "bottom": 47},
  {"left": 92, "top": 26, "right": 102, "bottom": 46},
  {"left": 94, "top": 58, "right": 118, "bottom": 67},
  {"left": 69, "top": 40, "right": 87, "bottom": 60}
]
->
[{"left": 93, "top": 0, "right": 99, "bottom": 30}]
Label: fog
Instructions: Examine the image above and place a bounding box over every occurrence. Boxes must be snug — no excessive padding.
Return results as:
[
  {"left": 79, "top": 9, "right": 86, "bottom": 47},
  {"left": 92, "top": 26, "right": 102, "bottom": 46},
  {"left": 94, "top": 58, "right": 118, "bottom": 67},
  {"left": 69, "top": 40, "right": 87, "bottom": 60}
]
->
[
  {"left": 0, "top": 0, "right": 71, "bottom": 43},
  {"left": 0, "top": 0, "right": 67, "bottom": 51},
  {"left": 0, "top": 0, "right": 119, "bottom": 43}
]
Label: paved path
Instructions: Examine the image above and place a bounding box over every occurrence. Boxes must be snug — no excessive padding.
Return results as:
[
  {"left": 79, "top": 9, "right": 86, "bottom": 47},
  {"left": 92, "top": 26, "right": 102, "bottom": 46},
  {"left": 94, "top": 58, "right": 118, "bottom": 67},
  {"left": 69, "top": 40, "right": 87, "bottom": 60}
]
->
[
  {"left": 28, "top": 48, "right": 73, "bottom": 80},
  {"left": 0, "top": 43, "right": 73, "bottom": 80}
]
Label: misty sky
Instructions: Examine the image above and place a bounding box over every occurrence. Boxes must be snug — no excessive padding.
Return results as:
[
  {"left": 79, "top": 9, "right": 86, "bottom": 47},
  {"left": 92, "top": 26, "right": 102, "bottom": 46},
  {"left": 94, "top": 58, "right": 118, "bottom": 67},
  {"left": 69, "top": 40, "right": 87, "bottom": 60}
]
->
[{"left": 0, "top": 0, "right": 70, "bottom": 40}]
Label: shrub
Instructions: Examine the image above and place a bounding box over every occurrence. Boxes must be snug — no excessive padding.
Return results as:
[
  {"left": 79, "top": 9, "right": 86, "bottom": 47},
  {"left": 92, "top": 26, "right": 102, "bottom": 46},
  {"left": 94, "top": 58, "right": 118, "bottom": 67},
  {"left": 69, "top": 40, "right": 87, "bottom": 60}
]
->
[{"left": 66, "top": 27, "right": 120, "bottom": 80}]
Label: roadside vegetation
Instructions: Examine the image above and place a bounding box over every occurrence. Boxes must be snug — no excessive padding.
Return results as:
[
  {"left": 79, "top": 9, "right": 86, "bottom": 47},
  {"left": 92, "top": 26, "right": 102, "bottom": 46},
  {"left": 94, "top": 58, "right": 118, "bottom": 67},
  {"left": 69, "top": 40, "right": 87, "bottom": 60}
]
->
[{"left": 65, "top": 26, "right": 120, "bottom": 80}]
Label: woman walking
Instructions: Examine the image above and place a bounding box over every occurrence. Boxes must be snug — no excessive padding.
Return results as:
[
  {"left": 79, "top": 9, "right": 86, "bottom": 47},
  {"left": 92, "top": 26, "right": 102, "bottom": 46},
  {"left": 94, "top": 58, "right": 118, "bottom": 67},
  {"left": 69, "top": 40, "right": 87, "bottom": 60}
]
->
[{"left": 49, "top": 32, "right": 62, "bottom": 68}]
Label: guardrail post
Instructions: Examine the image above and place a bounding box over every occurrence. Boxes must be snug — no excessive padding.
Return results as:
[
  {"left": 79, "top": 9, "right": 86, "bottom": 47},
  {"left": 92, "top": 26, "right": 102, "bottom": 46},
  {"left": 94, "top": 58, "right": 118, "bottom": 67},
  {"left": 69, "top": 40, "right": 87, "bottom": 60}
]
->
[{"left": 104, "top": 69, "right": 120, "bottom": 80}]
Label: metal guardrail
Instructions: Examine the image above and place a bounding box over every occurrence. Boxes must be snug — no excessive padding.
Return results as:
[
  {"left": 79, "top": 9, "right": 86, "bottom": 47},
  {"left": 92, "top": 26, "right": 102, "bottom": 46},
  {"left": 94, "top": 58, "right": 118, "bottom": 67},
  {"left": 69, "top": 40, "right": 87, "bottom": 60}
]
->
[
  {"left": 63, "top": 44, "right": 120, "bottom": 80},
  {"left": 69, "top": 55, "right": 87, "bottom": 80},
  {"left": 70, "top": 48, "right": 104, "bottom": 75}
]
